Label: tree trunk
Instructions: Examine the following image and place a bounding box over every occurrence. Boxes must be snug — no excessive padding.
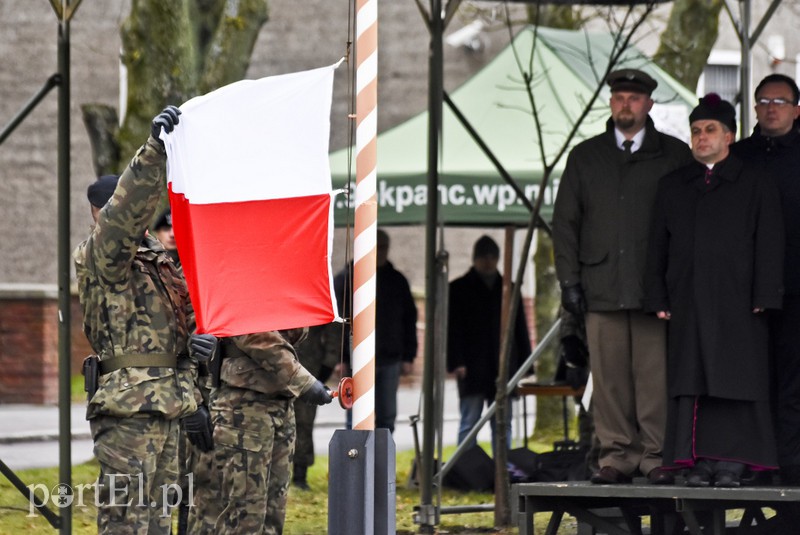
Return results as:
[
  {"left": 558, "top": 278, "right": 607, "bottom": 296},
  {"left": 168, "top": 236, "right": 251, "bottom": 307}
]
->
[
  {"left": 533, "top": 230, "right": 562, "bottom": 437},
  {"left": 81, "top": 104, "right": 120, "bottom": 177},
  {"left": 119, "top": 1, "right": 198, "bottom": 164},
  {"left": 198, "top": 0, "right": 270, "bottom": 93},
  {"left": 653, "top": 0, "right": 724, "bottom": 91},
  {"left": 83, "top": 0, "right": 269, "bottom": 175},
  {"left": 522, "top": 2, "right": 581, "bottom": 441},
  {"left": 526, "top": 5, "right": 582, "bottom": 30}
]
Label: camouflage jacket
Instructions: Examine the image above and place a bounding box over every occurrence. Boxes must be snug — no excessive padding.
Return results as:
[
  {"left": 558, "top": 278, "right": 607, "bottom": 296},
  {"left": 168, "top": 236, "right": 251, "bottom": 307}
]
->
[
  {"left": 73, "top": 137, "right": 200, "bottom": 420},
  {"left": 294, "top": 323, "right": 339, "bottom": 378},
  {"left": 220, "top": 331, "right": 316, "bottom": 398}
]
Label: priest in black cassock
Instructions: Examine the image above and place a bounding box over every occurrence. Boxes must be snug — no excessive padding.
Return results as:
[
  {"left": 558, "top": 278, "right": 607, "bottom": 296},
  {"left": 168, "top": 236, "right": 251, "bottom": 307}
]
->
[{"left": 644, "top": 94, "right": 785, "bottom": 488}]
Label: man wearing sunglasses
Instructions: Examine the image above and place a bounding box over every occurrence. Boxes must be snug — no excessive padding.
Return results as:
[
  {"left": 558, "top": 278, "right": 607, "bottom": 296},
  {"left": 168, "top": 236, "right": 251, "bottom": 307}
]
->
[{"left": 733, "top": 75, "right": 800, "bottom": 491}]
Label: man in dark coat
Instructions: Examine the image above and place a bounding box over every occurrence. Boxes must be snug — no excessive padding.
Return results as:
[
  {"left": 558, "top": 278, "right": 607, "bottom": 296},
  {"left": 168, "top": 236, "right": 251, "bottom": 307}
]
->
[
  {"left": 645, "top": 94, "right": 785, "bottom": 487},
  {"left": 552, "top": 69, "right": 692, "bottom": 485},
  {"left": 333, "top": 229, "right": 418, "bottom": 433},
  {"left": 732, "top": 74, "right": 800, "bottom": 486},
  {"left": 447, "top": 235, "right": 531, "bottom": 453}
]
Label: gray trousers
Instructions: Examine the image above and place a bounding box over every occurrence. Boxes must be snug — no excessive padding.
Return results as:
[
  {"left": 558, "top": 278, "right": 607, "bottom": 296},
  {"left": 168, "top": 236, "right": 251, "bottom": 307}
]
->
[{"left": 585, "top": 310, "right": 667, "bottom": 476}]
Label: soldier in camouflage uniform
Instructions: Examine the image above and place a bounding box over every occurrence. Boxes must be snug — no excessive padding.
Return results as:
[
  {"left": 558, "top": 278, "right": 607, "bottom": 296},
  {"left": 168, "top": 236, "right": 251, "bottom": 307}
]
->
[
  {"left": 188, "top": 329, "right": 333, "bottom": 534},
  {"left": 180, "top": 363, "right": 216, "bottom": 534},
  {"left": 74, "top": 106, "right": 213, "bottom": 534},
  {"left": 292, "top": 323, "right": 339, "bottom": 489}
]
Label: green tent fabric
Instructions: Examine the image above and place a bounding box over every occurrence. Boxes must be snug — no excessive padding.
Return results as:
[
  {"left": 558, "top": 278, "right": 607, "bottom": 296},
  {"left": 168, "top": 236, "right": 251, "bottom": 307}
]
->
[{"left": 329, "top": 26, "right": 698, "bottom": 226}]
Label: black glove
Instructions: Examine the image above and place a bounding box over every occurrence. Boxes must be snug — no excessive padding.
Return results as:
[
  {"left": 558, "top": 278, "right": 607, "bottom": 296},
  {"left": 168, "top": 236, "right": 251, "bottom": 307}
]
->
[
  {"left": 190, "top": 334, "right": 218, "bottom": 363},
  {"left": 182, "top": 406, "right": 214, "bottom": 452},
  {"left": 299, "top": 380, "right": 333, "bottom": 406},
  {"left": 151, "top": 105, "right": 181, "bottom": 145},
  {"left": 561, "top": 284, "right": 587, "bottom": 316}
]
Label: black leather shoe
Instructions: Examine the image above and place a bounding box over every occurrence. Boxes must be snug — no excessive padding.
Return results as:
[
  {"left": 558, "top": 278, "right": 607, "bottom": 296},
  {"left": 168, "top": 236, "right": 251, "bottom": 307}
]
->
[
  {"left": 686, "top": 466, "right": 712, "bottom": 487},
  {"left": 714, "top": 461, "right": 745, "bottom": 488},
  {"left": 714, "top": 470, "right": 741, "bottom": 488},
  {"left": 590, "top": 466, "right": 632, "bottom": 485},
  {"left": 648, "top": 467, "right": 675, "bottom": 485},
  {"left": 292, "top": 465, "right": 310, "bottom": 490}
]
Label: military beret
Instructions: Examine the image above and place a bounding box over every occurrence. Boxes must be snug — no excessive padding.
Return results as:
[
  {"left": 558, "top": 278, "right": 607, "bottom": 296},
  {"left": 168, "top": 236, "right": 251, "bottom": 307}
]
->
[
  {"left": 153, "top": 209, "right": 172, "bottom": 230},
  {"left": 607, "top": 69, "right": 658, "bottom": 95},
  {"left": 689, "top": 93, "right": 737, "bottom": 133},
  {"left": 86, "top": 175, "right": 119, "bottom": 208}
]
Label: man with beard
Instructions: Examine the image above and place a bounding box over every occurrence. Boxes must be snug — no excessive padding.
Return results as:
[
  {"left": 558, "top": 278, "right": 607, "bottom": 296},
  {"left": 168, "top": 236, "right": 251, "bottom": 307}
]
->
[{"left": 553, "top": 69, "right": 692, "bottom": 485}]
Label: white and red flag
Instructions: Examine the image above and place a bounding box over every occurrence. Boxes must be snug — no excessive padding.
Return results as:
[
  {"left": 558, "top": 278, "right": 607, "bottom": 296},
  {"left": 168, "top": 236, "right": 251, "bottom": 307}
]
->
[{"left": 161, "top": 63, "right": 342, "bottom": 336}]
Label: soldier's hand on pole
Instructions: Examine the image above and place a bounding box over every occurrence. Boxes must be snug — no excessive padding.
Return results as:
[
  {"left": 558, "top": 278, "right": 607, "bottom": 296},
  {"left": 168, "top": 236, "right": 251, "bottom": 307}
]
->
[
  {"left": 151, "top": 105, "right": 181, "bottom": 145},
  {"left": 190, "top": 333, "right": 218, "bottom": 362},
  {"left": 182, "top": 406, "right": 214, "bottom": 452},
  {"left": 299, "top": 379, "right": 334, "bottom": 406}
]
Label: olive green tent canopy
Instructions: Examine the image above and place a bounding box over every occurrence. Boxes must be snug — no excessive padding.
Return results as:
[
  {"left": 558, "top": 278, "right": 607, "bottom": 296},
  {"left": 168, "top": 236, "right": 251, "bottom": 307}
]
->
[{"left": 329, "top": 26, "right": 697, "bottom": 226}]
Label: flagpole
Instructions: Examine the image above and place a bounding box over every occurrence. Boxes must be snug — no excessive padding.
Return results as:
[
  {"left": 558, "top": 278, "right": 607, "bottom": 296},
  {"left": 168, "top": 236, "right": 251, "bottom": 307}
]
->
[
  {"left": 352, "top": 0, "right": 378, "bottom": 432},
  {"left": 328, "top": 1, "right": 395, "bottom": 533}
]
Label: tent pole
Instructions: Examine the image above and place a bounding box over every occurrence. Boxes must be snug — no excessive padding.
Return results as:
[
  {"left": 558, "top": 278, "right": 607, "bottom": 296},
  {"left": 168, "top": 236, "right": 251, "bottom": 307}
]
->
[
  {"left": 57, "top": 4, "right": 75, "bottom": 534},
  {"left": 418, "top": 0, "right": 443, "bottom": 531},
  {"left": 739, "top": 0, "right": 751, "bottom": 135}
]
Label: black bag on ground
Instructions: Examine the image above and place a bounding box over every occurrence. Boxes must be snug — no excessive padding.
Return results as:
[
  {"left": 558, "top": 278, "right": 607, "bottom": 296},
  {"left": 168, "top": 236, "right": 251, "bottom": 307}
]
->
[
  {"left": 530, "top": 440, "right": 588, "bottom": 482},
  {"left": 443, "top": 444, "right": 495, "bottom": 492},
  {"left": 508, "top": 447, "right": 540, "bottom": 482}
]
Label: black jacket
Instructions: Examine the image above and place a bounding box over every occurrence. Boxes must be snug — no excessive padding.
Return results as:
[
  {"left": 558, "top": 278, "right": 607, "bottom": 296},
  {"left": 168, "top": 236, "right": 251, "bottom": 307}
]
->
[
  {"left": 447, "top": 268, "right": 532, "bottom": 399},
  {"left": 334, "top": 261, "right": 418, "bottom": 366},
  {"left": 644, "top": 155, "right": 784, "bottom": 400},
  {"left": 733, "top": 127, "right": 800, "bottom": 295},
  {"left": 553, "top": 117, "right": 692, "bottom": 310}
]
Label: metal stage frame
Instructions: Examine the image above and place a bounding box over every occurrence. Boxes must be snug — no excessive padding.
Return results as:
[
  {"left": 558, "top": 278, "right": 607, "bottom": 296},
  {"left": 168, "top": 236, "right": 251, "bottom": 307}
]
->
[{"left": 513, "top": 481, "right": 800, "bottom": 534}]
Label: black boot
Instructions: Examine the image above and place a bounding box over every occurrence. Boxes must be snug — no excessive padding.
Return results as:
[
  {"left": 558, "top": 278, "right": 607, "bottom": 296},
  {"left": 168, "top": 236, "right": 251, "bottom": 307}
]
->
[{"left": 293, "top": 464, "right": 310, "bottom": 490}]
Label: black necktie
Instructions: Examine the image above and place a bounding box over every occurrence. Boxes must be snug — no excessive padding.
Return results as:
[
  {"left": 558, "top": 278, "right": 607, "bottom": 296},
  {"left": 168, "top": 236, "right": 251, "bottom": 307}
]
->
[{"left": 622, "top": 140, "right": 633, "bottom": 155}]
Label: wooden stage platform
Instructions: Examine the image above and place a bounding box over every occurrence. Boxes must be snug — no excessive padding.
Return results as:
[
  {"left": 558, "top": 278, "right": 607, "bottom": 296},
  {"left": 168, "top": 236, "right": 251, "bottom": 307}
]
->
[{"left": 512, "top": 480, "right": 800, "bottom": 534}]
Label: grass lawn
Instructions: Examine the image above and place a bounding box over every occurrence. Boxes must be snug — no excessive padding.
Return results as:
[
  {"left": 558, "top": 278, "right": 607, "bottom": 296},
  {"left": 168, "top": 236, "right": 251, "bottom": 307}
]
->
[
  {"left": 0, "top": 435, "right": 765, "bottom": 534},
  {"left": 1, "top": 438, "right": 570, "bottom": 534}
]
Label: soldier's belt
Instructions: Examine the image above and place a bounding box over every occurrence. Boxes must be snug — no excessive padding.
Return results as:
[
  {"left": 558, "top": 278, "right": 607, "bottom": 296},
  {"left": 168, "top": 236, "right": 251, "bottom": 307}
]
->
[
  {"left": 99, "top": 353, "right": 178, "bottom": 375},
  {"left": 220, "top": 341, "right": 247, "bottom": 359}
]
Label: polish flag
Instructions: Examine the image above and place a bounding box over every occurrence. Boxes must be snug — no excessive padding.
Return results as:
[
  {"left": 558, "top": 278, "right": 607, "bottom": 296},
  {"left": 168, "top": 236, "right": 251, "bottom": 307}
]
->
[{"left": 161, "top": 63, "right": 342, "bottom": 336}]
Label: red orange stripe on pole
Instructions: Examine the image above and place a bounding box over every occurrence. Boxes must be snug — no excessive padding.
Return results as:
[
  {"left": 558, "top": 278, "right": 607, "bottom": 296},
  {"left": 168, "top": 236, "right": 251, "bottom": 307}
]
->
[{"left": 352, "top": 0, "right": 378, "bottom": 431}]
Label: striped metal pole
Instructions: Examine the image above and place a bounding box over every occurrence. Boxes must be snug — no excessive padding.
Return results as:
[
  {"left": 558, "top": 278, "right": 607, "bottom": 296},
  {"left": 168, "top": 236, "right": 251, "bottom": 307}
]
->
[{"left": 351, "top": 0, "right": 378, "bottom": 431}]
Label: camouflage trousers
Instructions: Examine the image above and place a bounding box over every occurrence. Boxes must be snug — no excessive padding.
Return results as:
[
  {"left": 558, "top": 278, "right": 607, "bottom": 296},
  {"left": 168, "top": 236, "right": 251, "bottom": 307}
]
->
[
  {"left": 180, "top": 434, "right": 216, "bottom": 534},
  {"left": 191, "top": 385, "right": 296, "bottom": 535},
  {"left": 293, "top": 399, "right": 318, "bottom": 468},
  {"left": 90, "top": 415, "right": 180, "bottom": 535}
]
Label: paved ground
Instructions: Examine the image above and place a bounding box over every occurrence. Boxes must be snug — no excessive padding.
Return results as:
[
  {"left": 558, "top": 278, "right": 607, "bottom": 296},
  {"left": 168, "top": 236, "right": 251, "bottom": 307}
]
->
[{"left": 0, "top": 379, "right": 535, "bottom": 471}]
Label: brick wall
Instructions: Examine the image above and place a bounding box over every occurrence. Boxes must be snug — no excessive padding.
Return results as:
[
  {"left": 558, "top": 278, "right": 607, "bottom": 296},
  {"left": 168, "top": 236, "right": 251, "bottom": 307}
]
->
[{"left": 0, "top": 284, "right": 91, "bottom": 404}]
